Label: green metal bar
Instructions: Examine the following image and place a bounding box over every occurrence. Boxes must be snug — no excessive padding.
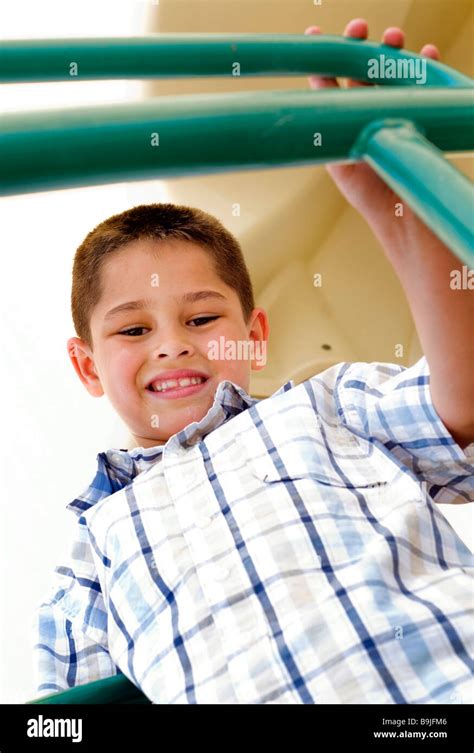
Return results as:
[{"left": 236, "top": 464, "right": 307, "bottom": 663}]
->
[
  {"left": 1, "top": 34, "right": 472, "bottom": 87},
  {"left": 26, "top": 673, "right": 150, "bottom": 705},
  {"left": 352, "top": 120, "right": 474, "bottom": 267},
  {"left": 0, "top": 88, "right": 472, "bottom": 198}
]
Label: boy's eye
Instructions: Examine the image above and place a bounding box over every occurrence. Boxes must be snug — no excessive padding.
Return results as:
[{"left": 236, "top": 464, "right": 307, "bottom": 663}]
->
[
  {"left": 118, "top": 317, "right": 219, "bottom": 336},
  {"left": 119, "top": 327, "right": 148, "bottom": 336},
  {"left": 188, "top": 316, "right": 219, "bottom": 327}
]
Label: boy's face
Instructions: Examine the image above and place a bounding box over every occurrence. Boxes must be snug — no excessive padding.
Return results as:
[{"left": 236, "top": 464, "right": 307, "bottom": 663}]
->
[{"left": 68, "top": 238, "right": 269, "bottom": 448}]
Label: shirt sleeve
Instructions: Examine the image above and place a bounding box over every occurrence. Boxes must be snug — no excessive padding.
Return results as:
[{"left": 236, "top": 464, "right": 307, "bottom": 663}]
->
[
  {"left": 30, "top": 514, "right": 121, "bottom": 699},
  {"left": 31, "top": 599, "right": 121, "bottom": 698},
  {"left": 333, "top": 356, "right": 474, "bottom": 504}
]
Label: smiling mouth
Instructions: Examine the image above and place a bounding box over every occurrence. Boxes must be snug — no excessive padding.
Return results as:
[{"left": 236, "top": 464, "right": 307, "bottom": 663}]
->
[{"left": 146, "top": 377, "right": 210, "bottom": 399}]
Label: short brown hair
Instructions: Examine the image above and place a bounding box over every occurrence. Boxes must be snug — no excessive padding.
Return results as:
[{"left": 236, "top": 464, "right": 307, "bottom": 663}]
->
[{"left": 71, "top": 202, "right": 255, "bottom": 350}]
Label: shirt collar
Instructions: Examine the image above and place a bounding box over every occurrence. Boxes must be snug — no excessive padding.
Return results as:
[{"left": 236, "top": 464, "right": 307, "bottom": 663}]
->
[{"left": 66, "top": 378, "right": 294, "bottom": 516}]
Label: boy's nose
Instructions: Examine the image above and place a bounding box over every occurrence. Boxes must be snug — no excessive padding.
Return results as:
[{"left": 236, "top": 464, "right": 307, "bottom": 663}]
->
[{"left": 152, "top": 342, "right": 194, "bottom": 360}]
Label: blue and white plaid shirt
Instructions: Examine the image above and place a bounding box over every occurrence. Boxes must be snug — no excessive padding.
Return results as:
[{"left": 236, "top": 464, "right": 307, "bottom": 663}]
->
[{"left": 32, "top": 357, "right": 474, "bottom": 704}]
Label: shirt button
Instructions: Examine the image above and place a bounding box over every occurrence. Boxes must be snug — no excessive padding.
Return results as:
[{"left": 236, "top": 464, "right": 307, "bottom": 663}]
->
[
  {"left": 195, "top": 515, "right": 213, "bottom": 529},
  {"left": 213, "top": 566, "right": 231, "bottom": 582}
]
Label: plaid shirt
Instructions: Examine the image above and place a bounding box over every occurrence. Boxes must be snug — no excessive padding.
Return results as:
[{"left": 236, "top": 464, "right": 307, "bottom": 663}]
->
[{"left": 32, "top": 357, "right": 474, "bottom": 704}]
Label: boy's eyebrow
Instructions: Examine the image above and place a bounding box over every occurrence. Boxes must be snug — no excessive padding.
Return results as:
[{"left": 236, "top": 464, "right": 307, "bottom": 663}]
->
[{"left": 103, "top": 290, "right": 228, "bottom": 320}]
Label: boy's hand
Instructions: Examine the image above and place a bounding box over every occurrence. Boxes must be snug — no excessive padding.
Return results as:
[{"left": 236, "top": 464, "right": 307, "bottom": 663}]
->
[
  {"left": 304, "top": 19, "right": 440, "bottom": 230},
  {"left": 305, "top": 20, "right": 474, "bottom": 451}
]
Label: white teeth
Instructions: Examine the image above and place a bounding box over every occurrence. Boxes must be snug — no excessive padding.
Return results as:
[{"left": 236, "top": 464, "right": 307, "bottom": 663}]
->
[{"left": 150, "top": 376, "right": 205, "bottom": 392}]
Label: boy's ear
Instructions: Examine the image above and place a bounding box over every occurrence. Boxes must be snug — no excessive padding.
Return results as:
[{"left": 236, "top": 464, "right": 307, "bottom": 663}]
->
[
  {"left": 248, "top": 308, "right": 270, "bottom": 372},
  {"left": 67, "top": 337, "right": 104, "bottom": 397}
]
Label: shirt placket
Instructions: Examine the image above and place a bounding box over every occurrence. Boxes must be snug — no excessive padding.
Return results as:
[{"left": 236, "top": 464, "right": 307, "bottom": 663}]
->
[{"left": 164, "top": 442, "right": 288, "bottom": 703}]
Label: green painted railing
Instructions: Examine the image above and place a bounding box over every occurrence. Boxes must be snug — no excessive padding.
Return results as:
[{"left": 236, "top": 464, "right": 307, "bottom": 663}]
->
[
  {"left": 1, "top": 34, "right": 473, "bottom": 265},
  {"left": 6, "top": 34, "right": 473, "bottom": 702},
  {"left": 1, "top": 34, "right": 472, "bottom": 86}
]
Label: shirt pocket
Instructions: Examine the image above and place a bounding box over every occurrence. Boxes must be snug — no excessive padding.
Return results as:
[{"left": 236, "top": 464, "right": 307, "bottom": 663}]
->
[
  {"left": 233, "top": 412, "right": 395, "bottom": 580},
  {"left": 230, "top": 413, "right": 398, "bottom": 650},
  {"left": 237, "top": 409, "right": 393, "bottom": 491}
]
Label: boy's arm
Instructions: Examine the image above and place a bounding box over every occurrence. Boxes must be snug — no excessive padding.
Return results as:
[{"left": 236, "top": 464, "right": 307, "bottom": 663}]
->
[
  {"left": 31, "top": 513, "right": 121, "bottom": 699},
  {"left": 32, "top": 599, "right": 120, "bottom": 698},
  {"left": 306, "top": 19, "right": 473, "bottom": 449},
  {"left": 364, "top": 208, "right": 474, "bottom": 451}
]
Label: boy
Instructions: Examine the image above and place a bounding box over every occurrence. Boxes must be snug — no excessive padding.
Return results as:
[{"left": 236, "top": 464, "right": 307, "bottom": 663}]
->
[{"left": 32, "top": 19, "right": 473, "bottom": 704}]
